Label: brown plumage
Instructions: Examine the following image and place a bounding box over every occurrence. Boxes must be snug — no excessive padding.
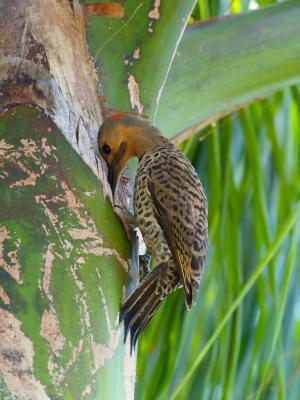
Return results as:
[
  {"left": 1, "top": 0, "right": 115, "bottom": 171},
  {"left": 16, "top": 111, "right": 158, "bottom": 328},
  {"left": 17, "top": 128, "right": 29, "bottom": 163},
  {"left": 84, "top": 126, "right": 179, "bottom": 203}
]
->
[{"left": 98, "top": 115, "right": 208, "bottom": 351}]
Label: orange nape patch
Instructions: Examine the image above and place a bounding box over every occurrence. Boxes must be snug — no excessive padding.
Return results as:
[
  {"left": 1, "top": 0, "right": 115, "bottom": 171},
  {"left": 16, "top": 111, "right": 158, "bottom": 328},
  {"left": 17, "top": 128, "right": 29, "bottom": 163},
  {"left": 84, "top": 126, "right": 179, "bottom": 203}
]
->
[{"left": 109, "top": 113, "right": 126, "bottom": 122}]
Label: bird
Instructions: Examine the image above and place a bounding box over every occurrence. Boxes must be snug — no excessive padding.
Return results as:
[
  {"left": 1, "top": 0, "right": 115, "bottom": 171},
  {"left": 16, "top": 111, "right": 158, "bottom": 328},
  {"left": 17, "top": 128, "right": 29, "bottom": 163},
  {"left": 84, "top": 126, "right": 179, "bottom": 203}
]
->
[{"left": 98, "top": 114, "right": 208, "bottom": 352}]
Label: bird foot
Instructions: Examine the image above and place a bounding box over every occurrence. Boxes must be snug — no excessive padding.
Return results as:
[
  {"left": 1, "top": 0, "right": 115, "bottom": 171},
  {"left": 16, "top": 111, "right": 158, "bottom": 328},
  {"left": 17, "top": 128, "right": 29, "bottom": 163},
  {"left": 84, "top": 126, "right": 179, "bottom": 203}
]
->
[{"left": 139, "top": 255, "right": 151, "bottom": 279}]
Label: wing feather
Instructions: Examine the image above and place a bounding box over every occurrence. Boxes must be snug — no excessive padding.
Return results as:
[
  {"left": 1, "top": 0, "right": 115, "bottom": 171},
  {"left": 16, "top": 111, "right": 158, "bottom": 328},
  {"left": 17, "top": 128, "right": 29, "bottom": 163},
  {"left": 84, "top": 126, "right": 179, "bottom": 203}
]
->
[{"left": 148, "top": 150, "right": 208, "bottom": 308}]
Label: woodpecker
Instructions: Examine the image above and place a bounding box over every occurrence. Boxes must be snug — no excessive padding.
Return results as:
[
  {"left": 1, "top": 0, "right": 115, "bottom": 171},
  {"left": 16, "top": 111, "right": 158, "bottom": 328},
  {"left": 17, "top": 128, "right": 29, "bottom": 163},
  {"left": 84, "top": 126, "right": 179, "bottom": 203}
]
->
[{"left": 98, "top": 114, "right": 208, "bottom": 351}]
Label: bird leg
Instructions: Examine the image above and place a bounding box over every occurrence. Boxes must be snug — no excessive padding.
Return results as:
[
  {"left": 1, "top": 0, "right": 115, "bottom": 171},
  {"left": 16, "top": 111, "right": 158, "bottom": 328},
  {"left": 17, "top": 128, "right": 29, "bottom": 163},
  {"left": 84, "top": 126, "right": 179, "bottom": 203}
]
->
[
  {"left": 139, "top": 255, "right": 151, "bottom": 279},
  {"left": 114, "top": 205, "right": 151, "bottom": 286},
  {"left": 115, "top": 205, "right": 151, "bottom": 283}
]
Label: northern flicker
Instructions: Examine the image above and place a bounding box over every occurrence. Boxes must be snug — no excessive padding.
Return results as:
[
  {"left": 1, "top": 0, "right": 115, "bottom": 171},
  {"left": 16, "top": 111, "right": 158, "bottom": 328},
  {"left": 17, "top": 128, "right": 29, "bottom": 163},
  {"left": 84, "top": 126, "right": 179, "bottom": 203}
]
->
[{"left": 98, "top": 114, "right": 208, "bottom": 351}]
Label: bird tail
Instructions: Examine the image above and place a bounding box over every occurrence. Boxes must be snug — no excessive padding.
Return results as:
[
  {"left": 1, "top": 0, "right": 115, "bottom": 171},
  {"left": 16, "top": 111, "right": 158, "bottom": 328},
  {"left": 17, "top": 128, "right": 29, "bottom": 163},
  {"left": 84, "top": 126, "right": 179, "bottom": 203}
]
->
[{"left": 120, "top": 262, "right": 179, "bottom": 352}]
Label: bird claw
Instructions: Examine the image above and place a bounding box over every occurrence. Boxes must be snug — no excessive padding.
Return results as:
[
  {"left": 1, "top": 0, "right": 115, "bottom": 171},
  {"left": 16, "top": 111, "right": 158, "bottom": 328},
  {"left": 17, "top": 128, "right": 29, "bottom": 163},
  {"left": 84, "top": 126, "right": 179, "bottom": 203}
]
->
[{"left": 139, "top": 255, "right": 151, "bottom": 279}]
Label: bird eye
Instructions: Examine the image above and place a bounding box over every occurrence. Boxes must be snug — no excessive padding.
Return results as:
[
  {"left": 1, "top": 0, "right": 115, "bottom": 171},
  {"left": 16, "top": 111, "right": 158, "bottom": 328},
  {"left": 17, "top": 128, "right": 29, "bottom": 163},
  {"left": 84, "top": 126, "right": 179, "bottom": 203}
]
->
[{"left": 102, "top": 143, "right": 111, "bottom": 155}]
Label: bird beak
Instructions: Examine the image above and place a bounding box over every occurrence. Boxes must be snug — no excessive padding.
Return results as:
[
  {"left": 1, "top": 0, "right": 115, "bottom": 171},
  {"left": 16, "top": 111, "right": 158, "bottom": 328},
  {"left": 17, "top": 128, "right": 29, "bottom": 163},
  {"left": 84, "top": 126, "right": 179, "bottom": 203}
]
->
[{"left": 107, "top": 162, "right": 119, "bottom": 198}]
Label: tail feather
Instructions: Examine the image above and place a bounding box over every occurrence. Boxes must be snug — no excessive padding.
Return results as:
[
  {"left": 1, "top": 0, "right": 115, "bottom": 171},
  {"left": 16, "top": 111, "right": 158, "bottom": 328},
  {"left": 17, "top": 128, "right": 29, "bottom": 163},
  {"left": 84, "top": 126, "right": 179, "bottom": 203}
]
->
[
  {"left": 130, "top": 295, "right": 162, "bottom": 350},
  {"left": 120, "top": 263, "right": 176, "bottom": 353},
  {"left": 119, "top": 266, "right": 161, "bottom": 327},
  {"left": 122, "top": 281, "right": 157, "bottom": 340}
]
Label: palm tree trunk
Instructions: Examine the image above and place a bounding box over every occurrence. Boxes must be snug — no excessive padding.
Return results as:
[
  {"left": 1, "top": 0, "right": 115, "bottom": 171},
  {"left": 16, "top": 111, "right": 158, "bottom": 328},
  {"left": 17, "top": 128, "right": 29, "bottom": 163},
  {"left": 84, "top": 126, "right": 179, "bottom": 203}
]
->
[{"left": 0, "top": 1, "right": 135, "bottom": 398}]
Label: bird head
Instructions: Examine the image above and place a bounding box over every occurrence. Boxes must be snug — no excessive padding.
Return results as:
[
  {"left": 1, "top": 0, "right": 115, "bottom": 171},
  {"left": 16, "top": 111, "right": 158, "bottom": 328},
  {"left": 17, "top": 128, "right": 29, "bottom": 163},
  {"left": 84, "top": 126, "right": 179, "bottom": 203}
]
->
[
  {"left": 98, "top": 114, "right": 164, "bottom": 197},
  {"left": 98, "top": 114, "right": 131, "bottom": 197}
]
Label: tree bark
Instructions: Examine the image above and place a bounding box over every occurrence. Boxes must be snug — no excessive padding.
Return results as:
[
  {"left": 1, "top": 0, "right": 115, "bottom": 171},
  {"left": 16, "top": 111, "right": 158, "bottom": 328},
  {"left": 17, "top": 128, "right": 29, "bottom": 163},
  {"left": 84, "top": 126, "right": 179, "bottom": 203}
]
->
[
  {"left": 0, "top": 1, "right": 135, "bottom": 398},
  {"left": 0, "top": 0, "right": 104, "bottom": 176}
]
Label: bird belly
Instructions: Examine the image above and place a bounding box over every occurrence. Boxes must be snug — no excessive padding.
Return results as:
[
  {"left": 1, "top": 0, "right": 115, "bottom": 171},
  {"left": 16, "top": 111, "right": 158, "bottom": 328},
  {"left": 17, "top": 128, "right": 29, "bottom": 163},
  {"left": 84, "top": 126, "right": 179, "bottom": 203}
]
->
[{"left": 134, "top": 171, "right": 172, "bottom": 265}]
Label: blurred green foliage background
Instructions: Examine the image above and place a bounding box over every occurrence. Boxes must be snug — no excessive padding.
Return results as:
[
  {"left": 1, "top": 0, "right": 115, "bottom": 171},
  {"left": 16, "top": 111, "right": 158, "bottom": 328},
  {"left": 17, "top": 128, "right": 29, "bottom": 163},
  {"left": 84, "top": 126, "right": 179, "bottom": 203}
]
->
[{"left": 136, "top": 1, "right": 300, "bottom": 399}]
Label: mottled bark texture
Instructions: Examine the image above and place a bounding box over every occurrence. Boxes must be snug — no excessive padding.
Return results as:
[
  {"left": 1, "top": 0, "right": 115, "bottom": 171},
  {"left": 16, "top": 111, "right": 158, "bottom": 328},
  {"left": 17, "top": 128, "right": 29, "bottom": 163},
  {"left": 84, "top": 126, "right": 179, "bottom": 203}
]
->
[
  {"left": 0, "top": 1, "right": 135, "bottom": 398},
  {"left": 0, "top": 0, "right": 104, "bottom": 178}
]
